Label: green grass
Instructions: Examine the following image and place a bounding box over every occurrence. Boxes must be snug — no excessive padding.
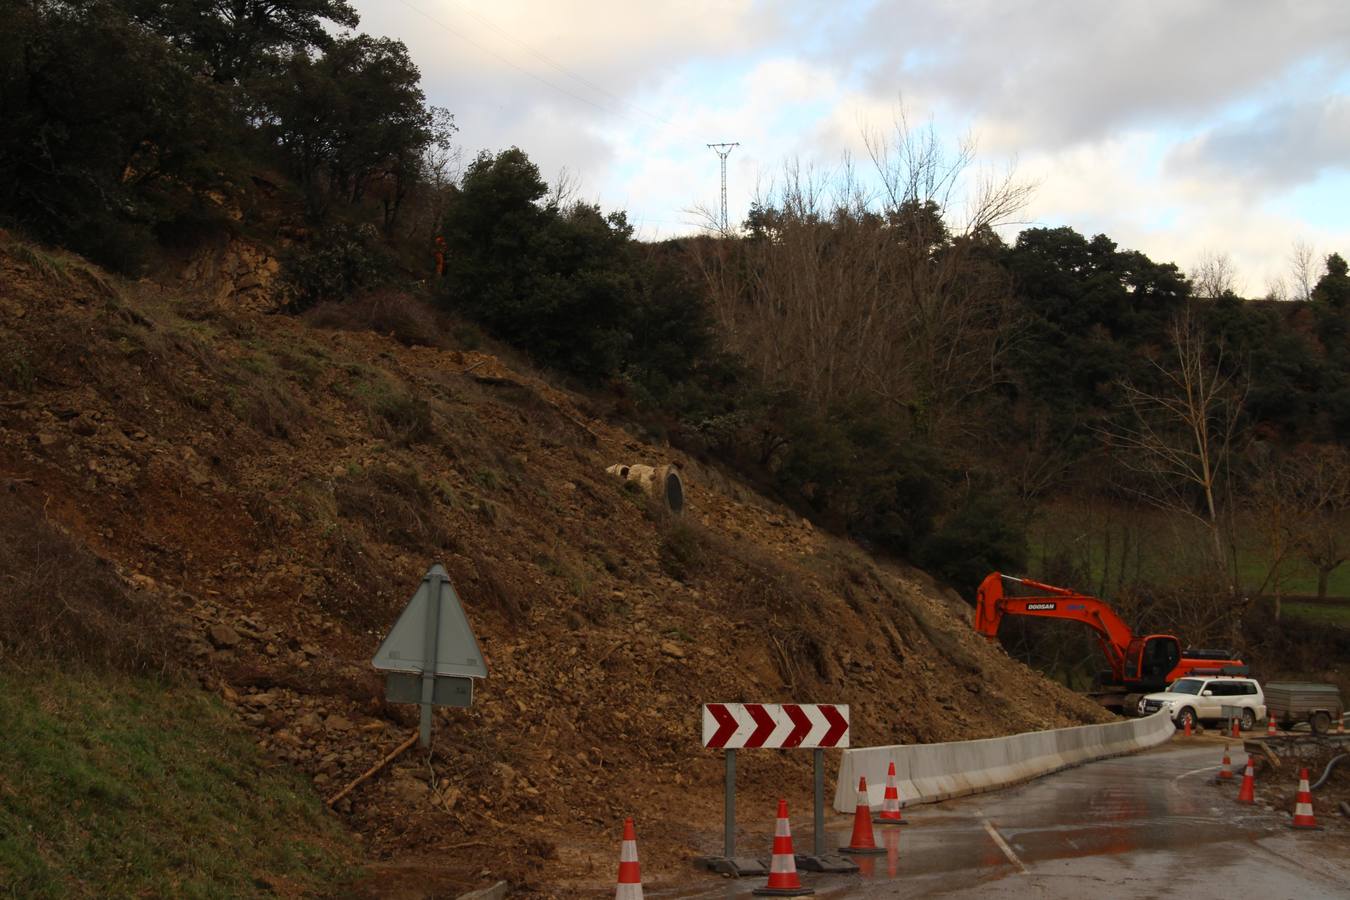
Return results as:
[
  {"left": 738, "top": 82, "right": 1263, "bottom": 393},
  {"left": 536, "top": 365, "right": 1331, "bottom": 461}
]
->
[
  {"left": 1279, "top": 600, "right": 1350, "bottom": 627},
  {"left": 0, "top": 668, "right": 355, "bottom": 898},
  {"left": 1026, "top": 500, "right": 1350, "bottom": 599}
]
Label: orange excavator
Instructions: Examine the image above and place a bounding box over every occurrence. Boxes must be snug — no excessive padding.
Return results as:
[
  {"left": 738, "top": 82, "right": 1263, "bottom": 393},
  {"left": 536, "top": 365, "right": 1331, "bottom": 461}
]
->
[{"left": 974, "top": 572, "right": 1247, "bottom": 712}]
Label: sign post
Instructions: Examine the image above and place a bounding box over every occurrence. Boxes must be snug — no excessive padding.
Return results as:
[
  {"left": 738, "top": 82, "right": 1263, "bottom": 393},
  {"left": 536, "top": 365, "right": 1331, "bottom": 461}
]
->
[
  {"left": 696, "top": 702, "right": 855, "bottom": 877},
  {"left": 373, "top": 564, "right": 487, "bottom": 748}
]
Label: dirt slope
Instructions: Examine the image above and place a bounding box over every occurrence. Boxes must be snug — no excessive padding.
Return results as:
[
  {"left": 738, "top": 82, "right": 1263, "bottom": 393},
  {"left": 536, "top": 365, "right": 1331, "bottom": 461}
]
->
[{"left": 0, "top": 236, "right": 1111, "bottom": 896}]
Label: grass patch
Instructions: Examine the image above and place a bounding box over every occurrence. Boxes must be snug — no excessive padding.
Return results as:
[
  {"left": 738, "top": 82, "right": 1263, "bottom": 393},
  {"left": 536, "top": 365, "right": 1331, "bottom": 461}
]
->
[
  {"left": 334, "top": 465, "right": 454, "bottom": 550},
  {"left": 305, "top": 290, "right": 444, "bottom": 349},
  {"left": 0, "top": 344, "right": 35, "bottom": 392},
  {"left": 0, "top": 669, "right": 354, "bottom": 898},
  {"left": 0, "top": 491, "right": 168, "bottom": 673},
  {"left": 6, "top": 240, "right": 73, "bottom": 287},
  {"left": 1280, "top": 600, "right": 1350, "bottom": 627},
  {"left": 1028, "top": 499, "right": 1350, "bottom": 599},
  {"left": 658, "top": 519, "right": 705, "bottom": 582}
]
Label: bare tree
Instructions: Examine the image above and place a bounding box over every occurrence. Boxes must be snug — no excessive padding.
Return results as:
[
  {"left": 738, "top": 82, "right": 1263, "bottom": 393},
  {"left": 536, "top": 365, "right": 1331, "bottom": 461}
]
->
[
  {"left": 548, "top": 166, "right": 582, "bottom": 209},
  {"left": 1248, "top": 454, "right": 1300, "bottom": 621},
  {"left": 1264, "top": 275, "right": 1290, "bottom": 302},
  {"left": 1190, "top": 250, "right": 1240, "bottom": 299},
  {"left": 408, "top": 106, "right": 461, "bottom": 240},
  {"left": 1290, "top": 239, "right": 1320, "bottom": 302},
  {"left": 1106, "top": 309, "right": 1248, "bottom": 575},
  {"left": 1286, "top": 446, "right": 1350, "bottom": 598},
  {"left": 690, "top": 112, "right": 1033, "bottom": 443}
]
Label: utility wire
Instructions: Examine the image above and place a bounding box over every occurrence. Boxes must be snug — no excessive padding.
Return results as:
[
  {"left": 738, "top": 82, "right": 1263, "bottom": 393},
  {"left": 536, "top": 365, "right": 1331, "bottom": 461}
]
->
[
  {"left": 440, "top": 0, "right": 681, "bottom": 132},
  {"left": 392, "top": 0, "right": 688, "bottom": 138}
]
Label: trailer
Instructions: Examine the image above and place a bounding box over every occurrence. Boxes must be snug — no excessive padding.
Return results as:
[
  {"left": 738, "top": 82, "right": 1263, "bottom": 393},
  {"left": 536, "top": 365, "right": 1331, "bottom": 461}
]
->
[{"left": 1264, "top": 682, "right": 1345, "bottom": 734}]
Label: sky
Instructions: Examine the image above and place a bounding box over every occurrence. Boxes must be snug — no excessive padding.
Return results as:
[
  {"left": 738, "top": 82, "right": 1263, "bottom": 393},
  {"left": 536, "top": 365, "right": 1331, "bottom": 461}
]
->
[{"left": 351, "top": 0, "right": 1350, "bottom": 294}]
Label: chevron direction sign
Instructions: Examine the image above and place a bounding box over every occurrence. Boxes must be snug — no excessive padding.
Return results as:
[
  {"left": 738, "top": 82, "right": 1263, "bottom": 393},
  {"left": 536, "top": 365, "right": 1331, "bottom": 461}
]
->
[{"left": 701, "top": 703, "right": 849, "bottom": 749}]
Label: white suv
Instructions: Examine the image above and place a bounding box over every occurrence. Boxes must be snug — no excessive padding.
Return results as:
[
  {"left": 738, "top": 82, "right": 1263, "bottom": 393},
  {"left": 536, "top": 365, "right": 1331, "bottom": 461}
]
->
[{"left": 1137, "top": 676, "right": 1267, "bottom": 731}]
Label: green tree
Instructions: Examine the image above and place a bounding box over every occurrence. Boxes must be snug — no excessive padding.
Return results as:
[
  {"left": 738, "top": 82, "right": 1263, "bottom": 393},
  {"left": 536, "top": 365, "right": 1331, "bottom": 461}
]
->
[
  {"left": 440, "top": 148, "right": 637, "bottom": 379},
  {"left": 255, "top": 35, "right": 434, "bottom": 224},
  {"left": 0, "top": 0, "right": 238, "bottom": 271},
  {"left": 1313, "top": 253, "right": 1350, "bottom": 309},
  {"left": 1002, "top": 227, "right": 1190, "bottom": 437},
  {"left": 123, "top": 0, "right": 359, "bottom": 82}
]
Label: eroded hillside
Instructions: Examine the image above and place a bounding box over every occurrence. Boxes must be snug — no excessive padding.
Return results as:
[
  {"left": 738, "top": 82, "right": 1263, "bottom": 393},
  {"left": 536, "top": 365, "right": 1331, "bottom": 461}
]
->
[{"left": 0, "top": 236, "right": 1111, "bottom": 896}]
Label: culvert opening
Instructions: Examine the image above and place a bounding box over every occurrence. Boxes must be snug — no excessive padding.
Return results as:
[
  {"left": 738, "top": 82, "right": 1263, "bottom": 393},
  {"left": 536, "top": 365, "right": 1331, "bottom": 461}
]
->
[{"left": 664, "top": 470, "right": 684, "bottom": 514}]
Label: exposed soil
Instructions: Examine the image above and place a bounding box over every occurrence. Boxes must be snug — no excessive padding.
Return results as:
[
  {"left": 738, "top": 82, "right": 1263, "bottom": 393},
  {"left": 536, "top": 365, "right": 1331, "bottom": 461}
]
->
[{"left": 0, "top": 237, "right": 1114, "bottom": 897}]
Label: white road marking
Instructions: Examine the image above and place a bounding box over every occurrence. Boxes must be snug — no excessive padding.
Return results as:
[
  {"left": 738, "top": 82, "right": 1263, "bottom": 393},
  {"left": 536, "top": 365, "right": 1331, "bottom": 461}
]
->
[
  {"left": 1171, "top": 764, "right": 1221, "bottom": 785},
  {"left": 982, "top": 819, "right": 1028, "bottom": 875}
]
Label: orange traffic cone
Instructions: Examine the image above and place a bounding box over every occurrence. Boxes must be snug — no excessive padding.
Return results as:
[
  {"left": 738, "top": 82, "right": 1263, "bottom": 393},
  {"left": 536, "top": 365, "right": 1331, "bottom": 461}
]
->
[
  {"left": 1231, "top": 717, "right": 1241, "bottom": 738},
  {"left": 1236, "top": 756, "right": 1257, "bottom": 804},
  {"left": 615, "top": 818, "right": 643, "bottom": 899},
  {"left": 1337, "top": 715, "right": 1346, "bottom": 735},
  {"left": 752, "top": 799, "right": 814, "bottom": 896},
  {"left": 1267, "top": 715, "right": 1277, "bottom": 736},
  {"left": 873, "top": 762, "right": 907, "bottom": 825},
  {"left": 1216, "top": 746, "right": 1234, "bottom": 781},
  {"left": 1290, "top": 768, "right": 1322, "bottom": 830},
  {"left": 1183, "top": 716, "right": 1192, "bottom": 737},
  {"left": 841, "top": 777, "right": 885, "bottom": 855}
]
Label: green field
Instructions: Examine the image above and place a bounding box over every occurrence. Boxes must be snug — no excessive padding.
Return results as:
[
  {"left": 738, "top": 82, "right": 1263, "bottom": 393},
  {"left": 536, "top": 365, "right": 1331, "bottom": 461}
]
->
[
  {"left": 1278, "top": 600, "right": 1350, "bottom": 627},
  {"left": 0, "top": 669, "right": 354, "bottom": 898},
  {"left": 1025, "top": 500, "right": 1350, "bottom": 623}
]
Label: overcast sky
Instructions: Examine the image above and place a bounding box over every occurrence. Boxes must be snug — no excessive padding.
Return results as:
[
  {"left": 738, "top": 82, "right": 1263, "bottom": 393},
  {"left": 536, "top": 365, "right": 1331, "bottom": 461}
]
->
[{"left": 353, "top": 0, "right": 1350, "bottom": 294}]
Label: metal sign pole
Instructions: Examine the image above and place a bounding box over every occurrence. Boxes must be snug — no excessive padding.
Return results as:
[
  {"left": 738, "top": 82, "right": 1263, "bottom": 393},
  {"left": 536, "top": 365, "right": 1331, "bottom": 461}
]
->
[
  {"left": 418, "top": 571, "right": 444, "bottom": 748},
  {"left": 724, "top": 749, "right": 736, "bottom": 859},
  {"left": 813, "top": 748, "right": 824, "bottom": 857}
]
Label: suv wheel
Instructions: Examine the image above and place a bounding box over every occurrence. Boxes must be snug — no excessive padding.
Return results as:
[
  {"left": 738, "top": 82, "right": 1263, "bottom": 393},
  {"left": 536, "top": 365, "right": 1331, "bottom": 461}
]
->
[
  {"left": 1178, "top": 707, "right": 1197, "bottom": 730},
  {"left": 1241, "top": 709, "right": 1255, "bottom": 731}
]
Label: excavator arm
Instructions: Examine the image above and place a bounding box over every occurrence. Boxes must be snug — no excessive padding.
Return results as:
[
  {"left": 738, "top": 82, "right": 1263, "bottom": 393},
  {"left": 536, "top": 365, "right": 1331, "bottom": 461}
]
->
[{"left": 974, "top": 572, "right": 1139, "bottom": 682}]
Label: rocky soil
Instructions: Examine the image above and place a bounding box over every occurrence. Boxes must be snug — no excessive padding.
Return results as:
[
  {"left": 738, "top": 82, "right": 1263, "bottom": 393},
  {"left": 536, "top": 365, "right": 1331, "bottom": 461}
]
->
[{"left": 0, "top": 235, "right": 1113, "bottom": 896}]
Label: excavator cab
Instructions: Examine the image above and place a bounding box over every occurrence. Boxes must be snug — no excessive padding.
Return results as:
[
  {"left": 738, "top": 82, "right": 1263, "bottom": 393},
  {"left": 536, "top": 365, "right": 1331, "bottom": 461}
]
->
[{"left": 1136, "top": 636, "right": 1181, "bottom": 688}]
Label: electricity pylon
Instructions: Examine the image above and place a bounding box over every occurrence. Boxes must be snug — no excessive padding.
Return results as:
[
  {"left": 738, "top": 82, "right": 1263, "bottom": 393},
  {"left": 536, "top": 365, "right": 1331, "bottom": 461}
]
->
[{"left": 707, "top": 142, "right": 739, "bottom": 232}]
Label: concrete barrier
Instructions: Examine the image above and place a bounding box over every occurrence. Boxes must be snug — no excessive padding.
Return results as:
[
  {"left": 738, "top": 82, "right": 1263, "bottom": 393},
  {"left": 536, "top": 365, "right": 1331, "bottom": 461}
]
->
[{"left": 833, "top": 711, "right": 1175, "bottom": 813}]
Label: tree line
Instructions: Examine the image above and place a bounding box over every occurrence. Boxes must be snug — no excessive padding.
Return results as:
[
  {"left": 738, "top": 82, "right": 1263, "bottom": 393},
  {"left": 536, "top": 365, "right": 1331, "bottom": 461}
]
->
[{"left": 0, "top": 0, "right": 448, "bottom": 272}]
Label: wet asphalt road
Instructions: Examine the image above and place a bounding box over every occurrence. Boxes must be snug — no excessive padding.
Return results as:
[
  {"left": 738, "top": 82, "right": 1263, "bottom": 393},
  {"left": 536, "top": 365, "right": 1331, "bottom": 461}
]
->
[{"left": 655, "top": 741, "right": 1350, "bottom": 898}]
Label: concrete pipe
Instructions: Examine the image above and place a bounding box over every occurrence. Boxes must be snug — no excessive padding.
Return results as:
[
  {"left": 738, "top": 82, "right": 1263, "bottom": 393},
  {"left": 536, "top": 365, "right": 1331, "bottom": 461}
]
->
[{"left": 606, "top": 463, "right": 684, "bottom": 513}]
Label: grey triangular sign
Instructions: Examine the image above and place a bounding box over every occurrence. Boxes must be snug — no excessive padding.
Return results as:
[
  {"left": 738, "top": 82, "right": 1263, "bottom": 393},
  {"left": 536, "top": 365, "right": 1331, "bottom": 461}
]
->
[{"left": 372, "top": 564, "right": 487, "bottom": 678}]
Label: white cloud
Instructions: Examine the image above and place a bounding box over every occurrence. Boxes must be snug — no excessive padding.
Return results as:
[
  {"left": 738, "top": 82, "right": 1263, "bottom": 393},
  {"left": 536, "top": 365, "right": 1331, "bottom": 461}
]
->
[
  {"left": 347, "top": 0, "right": 1350, "bottom": 289},
  {"left": 1166, "top": 95, "right": 1350, "bottom": 190}
]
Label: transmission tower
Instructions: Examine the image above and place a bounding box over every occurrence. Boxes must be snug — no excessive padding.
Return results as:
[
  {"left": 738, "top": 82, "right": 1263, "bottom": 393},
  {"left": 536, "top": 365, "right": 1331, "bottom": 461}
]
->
[{"left": 707, "top": 142, "right": 739, "bottom": 231}]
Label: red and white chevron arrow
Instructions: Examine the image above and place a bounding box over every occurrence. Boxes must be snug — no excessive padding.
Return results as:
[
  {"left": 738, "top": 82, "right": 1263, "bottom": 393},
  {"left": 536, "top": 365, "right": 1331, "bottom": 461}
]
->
[{"left": 701, "top": 703, "right": 849, "bottom": 749}]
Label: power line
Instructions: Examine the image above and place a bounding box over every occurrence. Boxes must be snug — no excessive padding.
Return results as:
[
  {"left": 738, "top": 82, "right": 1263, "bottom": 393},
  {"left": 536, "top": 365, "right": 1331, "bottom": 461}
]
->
[
  {"left": 439, "top": 0, "right": 680, "bottom": 132},
  {"left": 392, "top": 0, "right": 687, "bottom": 138}
]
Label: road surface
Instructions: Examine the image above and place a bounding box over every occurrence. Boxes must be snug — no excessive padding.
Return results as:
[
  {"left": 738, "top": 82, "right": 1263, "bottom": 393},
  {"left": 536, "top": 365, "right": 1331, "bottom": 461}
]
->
[{"left": 657, "top": 741, "right": 1350, "bottom": 898}]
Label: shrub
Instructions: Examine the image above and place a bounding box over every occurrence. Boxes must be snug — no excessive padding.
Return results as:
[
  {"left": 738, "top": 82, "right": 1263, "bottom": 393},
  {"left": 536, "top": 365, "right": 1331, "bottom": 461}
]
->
[
  {"left": 916, "top": 491, "right": 1028, "bottom": 597},
  {"left": 658, "top": 520, "right": 705, "bottom": 582},
  {"left": 334, "top": 466, "right": 452, "bottom": 550},
  {"left": 281, "top": 223, "right": 391, "bottom": 313},
  {"left": 0, "top": 345, "right": 35, "bottom": 391},
  {"left": 0, "top": 486, "right": 169, "bottom": 673},
  {"left": 774, "top": 403, "right": 944, "bottom": 555},
  {"left": 306, "top": 289, "right": 443, "bottom": 348},
  {"left": 372, "top": 392, "right": 432, "bottom": 445}
]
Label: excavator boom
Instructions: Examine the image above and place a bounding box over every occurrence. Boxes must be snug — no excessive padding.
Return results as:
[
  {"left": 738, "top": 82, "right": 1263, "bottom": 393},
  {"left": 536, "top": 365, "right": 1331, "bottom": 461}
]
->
[
  {"left": 973, "top": 572, "right": 1246, "bottom": 692},
  {"left": 975, "top": 572, "right": 1137, "bottom": 681}
]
